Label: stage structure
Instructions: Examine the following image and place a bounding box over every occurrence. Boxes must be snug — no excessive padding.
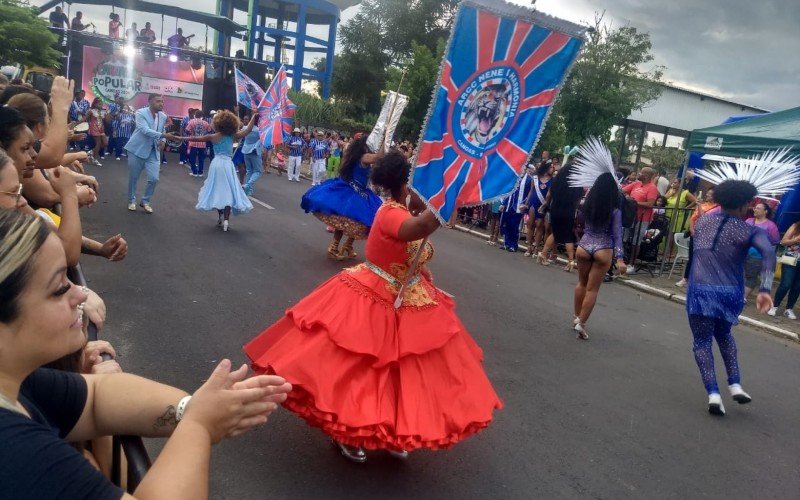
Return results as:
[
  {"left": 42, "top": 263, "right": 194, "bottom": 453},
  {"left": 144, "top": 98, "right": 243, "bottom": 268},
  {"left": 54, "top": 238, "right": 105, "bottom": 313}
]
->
[{"left": 217, "top": 0, "right": 351, "bottom": 99}]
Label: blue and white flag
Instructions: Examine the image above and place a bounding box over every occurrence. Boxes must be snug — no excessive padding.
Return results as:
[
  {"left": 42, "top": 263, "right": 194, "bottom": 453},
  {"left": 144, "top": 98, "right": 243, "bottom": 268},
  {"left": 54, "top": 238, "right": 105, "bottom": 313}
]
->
[{"left": 411, "top": 0, "right": 586, "bottom": 222}]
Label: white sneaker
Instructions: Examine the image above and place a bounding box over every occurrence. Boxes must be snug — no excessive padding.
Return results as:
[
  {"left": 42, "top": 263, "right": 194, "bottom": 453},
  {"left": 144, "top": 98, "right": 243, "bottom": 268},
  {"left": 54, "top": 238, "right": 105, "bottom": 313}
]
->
[
  {"left": 140, "top": 202, "right": 153, "bottom": 214},
  {"left": 708, "top": 393, "right": 725, "bottom": 416},
  {"left": 728, "top": 384, "right": 752, "bottom": 404},
  {"left": 675, "top": 278, "right": 687, "bottom": 287},
  {"left": 179, "top": 161, "right": 184, "bottom": 165},
  {"left": 223, "top": 220, "right": 229, "bottom": 232},
  {"left": 127, "top": 202, "right": 136, "bottom": 211},
  {"left": 784, "top": 309, "right": 796, "bottom": 320},
  {"left": 767, "top": 306, "right": 778, "bottom": 316}
]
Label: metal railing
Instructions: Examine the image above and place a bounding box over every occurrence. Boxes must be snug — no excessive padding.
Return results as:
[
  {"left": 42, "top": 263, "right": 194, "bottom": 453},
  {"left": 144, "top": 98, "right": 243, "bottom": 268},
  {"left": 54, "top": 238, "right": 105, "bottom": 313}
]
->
[{"left": 67, "top": 264, "right": 151, "bottom": 492}]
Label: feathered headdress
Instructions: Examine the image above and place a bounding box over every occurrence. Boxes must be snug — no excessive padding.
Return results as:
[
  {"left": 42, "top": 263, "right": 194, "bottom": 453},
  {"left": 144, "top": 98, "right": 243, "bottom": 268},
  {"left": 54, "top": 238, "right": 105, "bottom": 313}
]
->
[
  {"left": 568, "top": 137, "right": 617, "bottom": 188},
  {"left": 692, "top": 148, "right": 800, "bottom": 200}
]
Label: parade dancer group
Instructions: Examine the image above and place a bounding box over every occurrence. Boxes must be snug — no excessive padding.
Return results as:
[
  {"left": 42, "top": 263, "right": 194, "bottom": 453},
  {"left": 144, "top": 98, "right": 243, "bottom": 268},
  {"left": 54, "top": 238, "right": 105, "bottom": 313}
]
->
[
  {"left": 121, "top": 89, "right": 800, "bottom": 433},
  {"left": 568, "top": 140, "right": 800, "bottom": 415}
]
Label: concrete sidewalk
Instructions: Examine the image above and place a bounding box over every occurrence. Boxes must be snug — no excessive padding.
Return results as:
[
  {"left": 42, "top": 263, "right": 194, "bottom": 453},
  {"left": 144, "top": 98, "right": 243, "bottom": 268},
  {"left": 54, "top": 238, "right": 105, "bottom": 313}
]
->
[{"left": 452, "top": 222, "right": 800, "bottom": 342}]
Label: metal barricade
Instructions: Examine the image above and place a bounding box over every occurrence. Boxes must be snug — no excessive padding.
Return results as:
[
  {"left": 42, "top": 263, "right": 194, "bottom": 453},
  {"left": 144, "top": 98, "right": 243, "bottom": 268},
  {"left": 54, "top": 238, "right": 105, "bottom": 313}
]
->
[{"left": 67, "top": 264, "right": 151, "bottom": 493}]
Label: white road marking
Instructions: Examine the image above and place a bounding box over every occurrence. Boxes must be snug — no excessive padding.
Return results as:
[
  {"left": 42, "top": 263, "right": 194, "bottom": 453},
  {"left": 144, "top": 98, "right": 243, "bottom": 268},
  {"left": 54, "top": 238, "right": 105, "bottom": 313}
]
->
[{"left": 248, "top": 196, "right": 275, "bottom": 210}]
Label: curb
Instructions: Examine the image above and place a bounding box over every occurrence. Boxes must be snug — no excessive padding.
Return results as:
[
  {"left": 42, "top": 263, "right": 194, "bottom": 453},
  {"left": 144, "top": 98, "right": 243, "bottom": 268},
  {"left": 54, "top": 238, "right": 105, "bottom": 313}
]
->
[{"left": 452, "top": 223, "right": 800, "bottom": 342}]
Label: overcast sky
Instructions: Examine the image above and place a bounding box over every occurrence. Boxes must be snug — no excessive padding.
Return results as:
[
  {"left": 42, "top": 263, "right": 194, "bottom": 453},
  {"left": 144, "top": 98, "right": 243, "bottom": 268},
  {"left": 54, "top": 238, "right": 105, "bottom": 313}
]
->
[
  {"left": 37, "top": 0, "right": 798, "bottom": 111},
  {"left": 508, "top": 0, "right": 799, "bottom": 112}
]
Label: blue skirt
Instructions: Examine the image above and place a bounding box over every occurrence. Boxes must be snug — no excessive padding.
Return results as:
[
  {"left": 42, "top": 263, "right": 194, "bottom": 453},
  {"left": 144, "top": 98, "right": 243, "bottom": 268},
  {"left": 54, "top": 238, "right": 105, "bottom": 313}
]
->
[
  {"left": 232, "top": 146, "right": 245, "bottom": 166},
  {"left": 196, "top": 156, "right": 253, "bottom": 215},
  {"left": 301, "top": 178, "right": 381, "bottom": 228}
]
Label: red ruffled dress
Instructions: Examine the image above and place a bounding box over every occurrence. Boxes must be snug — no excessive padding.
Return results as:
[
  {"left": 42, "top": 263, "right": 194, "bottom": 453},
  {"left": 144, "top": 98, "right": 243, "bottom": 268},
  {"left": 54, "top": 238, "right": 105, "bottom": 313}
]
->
[{"left": 244, "top": 201, "right": 502, "bottom": 451}]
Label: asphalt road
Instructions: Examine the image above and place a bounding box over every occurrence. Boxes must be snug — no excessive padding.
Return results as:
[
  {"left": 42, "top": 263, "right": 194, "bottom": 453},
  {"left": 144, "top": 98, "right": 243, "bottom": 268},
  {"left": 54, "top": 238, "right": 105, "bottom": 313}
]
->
[{"left": 79, "top": 157, "right": 800, "bottom": 499}]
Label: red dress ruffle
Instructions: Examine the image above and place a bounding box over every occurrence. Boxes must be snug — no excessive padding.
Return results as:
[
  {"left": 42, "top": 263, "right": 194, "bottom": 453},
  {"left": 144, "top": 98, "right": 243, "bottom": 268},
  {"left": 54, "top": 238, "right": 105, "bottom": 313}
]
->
[{"left": 244, "top": 266, "right": 503, "bottom": 451}]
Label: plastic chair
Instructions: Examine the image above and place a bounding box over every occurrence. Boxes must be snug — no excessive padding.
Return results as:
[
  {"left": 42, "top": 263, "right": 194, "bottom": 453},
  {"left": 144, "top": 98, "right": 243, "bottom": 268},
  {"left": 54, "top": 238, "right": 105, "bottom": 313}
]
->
[{"left": 668, "top": 232, "right": 690, "bottom": 278}]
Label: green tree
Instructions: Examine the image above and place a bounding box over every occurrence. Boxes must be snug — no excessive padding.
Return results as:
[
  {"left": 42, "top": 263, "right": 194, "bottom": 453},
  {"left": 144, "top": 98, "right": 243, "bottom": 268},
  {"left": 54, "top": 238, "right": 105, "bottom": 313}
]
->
[
  {"left": 383, "top": 40, "right": 443, "bottom": 140},
  {"left": 554, "top": 15, "right": 663, "bottom": 147},
  {"left": 340, "top": 0, "right": 456, "bottom": 62},
  {"left": 644, "top": 139, "right": 685, "bottom": 172},
  {"left": 0, "top": 0, "right": 61, "bottom": 68}
]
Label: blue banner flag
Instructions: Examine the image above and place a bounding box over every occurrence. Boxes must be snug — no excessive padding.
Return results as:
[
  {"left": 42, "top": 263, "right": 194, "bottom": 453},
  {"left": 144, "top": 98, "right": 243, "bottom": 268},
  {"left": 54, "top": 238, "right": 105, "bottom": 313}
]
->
[{"left": 411, "top": 0, "right": 586, "bottom": 222}]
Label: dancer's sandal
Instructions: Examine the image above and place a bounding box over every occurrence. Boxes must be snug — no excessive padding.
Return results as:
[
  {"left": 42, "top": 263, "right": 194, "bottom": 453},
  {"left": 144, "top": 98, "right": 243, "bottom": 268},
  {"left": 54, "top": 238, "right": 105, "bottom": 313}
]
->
[
  {"left": 537, "top": 252, "right": 550, "bottom": 266},
  {"left": 334, "top": 440, "right": 367, "bottom": 463},
  {"left": 574, "top": 322, "right": 589, "bottom": 340},
  {"left": 337, "top": 244, "right": 358, "bottom": 261},
  {"left": 326, "top": 241, "right": 341, "bottom": 259},
  {"left": 564, "top": 260, "right": 576, "bottom": 272}
]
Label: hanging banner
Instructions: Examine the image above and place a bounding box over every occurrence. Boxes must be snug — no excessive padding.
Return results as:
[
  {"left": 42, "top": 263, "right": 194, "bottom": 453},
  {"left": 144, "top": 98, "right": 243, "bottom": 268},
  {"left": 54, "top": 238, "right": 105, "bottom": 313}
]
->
[
  {"left": 411, "top": 0, "right": 586, "bottom": 222},
  {"left": 257, "top": 65, "right": 297, "bottom": 147},
  {"left": 235, "top": 68, "right": 266, "bottom": 110},
  {"left": 81, "top": 46, "right": 204, "bottom": 117},
  {"left": 367, "top": 91, "right": 409, "bottom": 153}
]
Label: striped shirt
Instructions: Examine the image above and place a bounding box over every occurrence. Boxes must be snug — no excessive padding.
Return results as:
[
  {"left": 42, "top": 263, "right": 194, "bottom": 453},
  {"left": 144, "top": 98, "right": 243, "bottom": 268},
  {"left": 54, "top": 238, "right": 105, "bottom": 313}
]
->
[
  {"left": 69, "top": 99, "right": 90, "bottom": 121},
  {"left": 180, "top": 116, "right": 191, "bottom": 135},
  {"left": 309, "top": 139, "right": 328, "bottom": 160},
  {"left": 113, "top": 111, "right": 135, "bottom": 138},
  {"left": 186, "top": 118, "right": 212, "bottom": 149},
  {"left": 286, "top": 136, "right": 307, "bottom": 157}
]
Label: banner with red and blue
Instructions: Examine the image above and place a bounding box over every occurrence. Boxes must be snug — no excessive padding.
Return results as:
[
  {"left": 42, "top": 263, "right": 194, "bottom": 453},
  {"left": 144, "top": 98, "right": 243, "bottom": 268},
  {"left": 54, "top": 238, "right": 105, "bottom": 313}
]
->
[
  {"left": 235, "top": 68, "right": 266, "bottom": 110},
  {"left": 257, "top": 66, "right": 297, "bottom": 147},
  {"left": 411, "top": 0, "right": 586, "bottom": 223}
]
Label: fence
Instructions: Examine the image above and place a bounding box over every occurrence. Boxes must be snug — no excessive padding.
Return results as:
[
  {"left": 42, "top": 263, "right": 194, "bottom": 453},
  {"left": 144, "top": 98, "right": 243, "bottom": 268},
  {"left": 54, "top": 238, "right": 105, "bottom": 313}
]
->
[
  {"left": 453, "top": 202, "right": 696, "bottom": 275},
  {"left": 67, "top": 264, "right": 151, "bottom": 492}
]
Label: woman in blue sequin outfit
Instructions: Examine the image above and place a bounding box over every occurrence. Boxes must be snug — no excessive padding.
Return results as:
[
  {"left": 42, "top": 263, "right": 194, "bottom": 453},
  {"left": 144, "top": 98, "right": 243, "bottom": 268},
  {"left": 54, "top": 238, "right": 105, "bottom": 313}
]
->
[
  {"left": 191, "top": 111, "right": 255, "bottom": 232},
  {"left": 573, "top": 172, "right": 627, "bottom": 340},
  {"left": 686, "top": 180, "right": 775, "bottom": 416},
  {"left": 301, "top": 135, "right": 383, "bottom": 260}
]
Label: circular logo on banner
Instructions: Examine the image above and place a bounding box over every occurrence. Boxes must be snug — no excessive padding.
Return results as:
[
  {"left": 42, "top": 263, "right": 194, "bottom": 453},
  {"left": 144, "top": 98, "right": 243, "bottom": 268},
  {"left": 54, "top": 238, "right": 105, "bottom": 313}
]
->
[
  {"left": 451, "top": 66, "right": 522, "bottom": 159},
  {"left": 91, "top": 58, "right": 142, "bottom": 102}
]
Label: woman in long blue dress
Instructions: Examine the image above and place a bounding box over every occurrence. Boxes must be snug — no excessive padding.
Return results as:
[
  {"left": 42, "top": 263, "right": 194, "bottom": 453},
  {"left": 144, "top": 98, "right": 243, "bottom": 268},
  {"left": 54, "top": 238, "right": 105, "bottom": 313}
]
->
[
  {"left": 191, "top": 111, "right": 255, "bottom": 232},
  {"left": 686, "top": 180, "right": 775, "bottom": 416},
  {"left": 301, "top": 135, "right": 382, "bottom": 260}
]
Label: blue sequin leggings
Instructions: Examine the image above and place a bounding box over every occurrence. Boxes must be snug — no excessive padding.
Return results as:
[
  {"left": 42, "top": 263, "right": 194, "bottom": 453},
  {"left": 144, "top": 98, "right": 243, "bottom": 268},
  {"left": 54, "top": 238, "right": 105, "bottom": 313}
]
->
[{"left": 687, "top": 315, "right": 741, "bottom": 394}]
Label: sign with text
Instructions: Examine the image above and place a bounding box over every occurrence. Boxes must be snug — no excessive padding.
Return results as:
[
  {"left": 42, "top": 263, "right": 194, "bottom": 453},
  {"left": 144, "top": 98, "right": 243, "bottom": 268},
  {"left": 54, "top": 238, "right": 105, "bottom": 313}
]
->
[{"left": 81, "top": 46, "right": 204, "bottom": 116}]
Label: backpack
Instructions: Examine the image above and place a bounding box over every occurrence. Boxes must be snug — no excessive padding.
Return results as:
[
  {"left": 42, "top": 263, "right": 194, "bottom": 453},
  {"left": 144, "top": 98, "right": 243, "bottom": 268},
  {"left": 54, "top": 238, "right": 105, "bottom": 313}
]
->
[{"left": 619, "top": 193, "right": 637, "bottom": 228}]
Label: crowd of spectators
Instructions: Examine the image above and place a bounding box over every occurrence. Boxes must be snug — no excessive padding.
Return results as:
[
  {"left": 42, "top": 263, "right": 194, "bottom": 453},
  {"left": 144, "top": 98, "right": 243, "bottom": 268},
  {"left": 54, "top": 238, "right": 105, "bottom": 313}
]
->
[
  {"left": 0, "top": 75, "right": 292, "bottom": 497},
  {"left": 461, "top": 150, "right": 795, "bottom": 296}
]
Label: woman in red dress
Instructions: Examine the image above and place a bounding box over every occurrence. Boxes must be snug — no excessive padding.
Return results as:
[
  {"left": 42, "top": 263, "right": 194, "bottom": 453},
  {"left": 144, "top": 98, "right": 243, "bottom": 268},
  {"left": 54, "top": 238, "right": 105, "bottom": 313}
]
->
[{"left": 245, "top": 151, "right": 502, "bottom": 462}]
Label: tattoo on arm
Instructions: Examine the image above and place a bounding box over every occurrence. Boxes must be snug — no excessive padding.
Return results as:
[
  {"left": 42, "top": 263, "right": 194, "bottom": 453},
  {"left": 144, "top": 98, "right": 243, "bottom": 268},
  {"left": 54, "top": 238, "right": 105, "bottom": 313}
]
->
[{"left": 153, "top": 405, "right": 178, "bottom": 431}]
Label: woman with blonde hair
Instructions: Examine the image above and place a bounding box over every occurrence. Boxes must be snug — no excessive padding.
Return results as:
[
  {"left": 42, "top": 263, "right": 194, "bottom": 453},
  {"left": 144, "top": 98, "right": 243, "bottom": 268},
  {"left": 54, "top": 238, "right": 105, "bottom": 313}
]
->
[{"left": 0, "top": 209, "right": 291, "bottom": 497}]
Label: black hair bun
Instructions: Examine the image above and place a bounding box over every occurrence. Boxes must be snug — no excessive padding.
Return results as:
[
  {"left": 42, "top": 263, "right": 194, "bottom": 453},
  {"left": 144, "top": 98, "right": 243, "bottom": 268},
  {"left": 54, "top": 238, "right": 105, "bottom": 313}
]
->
[{"left": 371, "top": 151, "right": 411, "bottom": 193}]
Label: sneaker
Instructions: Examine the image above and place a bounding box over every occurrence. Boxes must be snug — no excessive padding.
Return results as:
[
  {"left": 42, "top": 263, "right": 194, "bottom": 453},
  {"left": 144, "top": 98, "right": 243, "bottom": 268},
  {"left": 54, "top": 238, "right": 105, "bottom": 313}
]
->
[
  {"left": 222, "top": 220, "right": 229, "bottom": 232},
  {"left": 784, "top": 309, "right": 796, "bottom": 320},
  {"left": 127, "top": 202, "right": 136, "bottom": 211},
  {"left": 728, "top": 384, "right": 752, "bottom": 404},
  {"left": 767, "top": 306, "right": 778, "bottom": 316},
  {"left": 179, "top": 161, "right": 184, "bottom": 165},
  {"left": 675, "top": 278, "right": 688, "bottom": 287},
  {"left": 140, "top": 202, "right": 153, "bottom": 214},
  {"left": 115, "top": 157, "right": 121, "bottom": 161},
  {"left": 708, "top": 393, "right": 725, "bottom": 416}
]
